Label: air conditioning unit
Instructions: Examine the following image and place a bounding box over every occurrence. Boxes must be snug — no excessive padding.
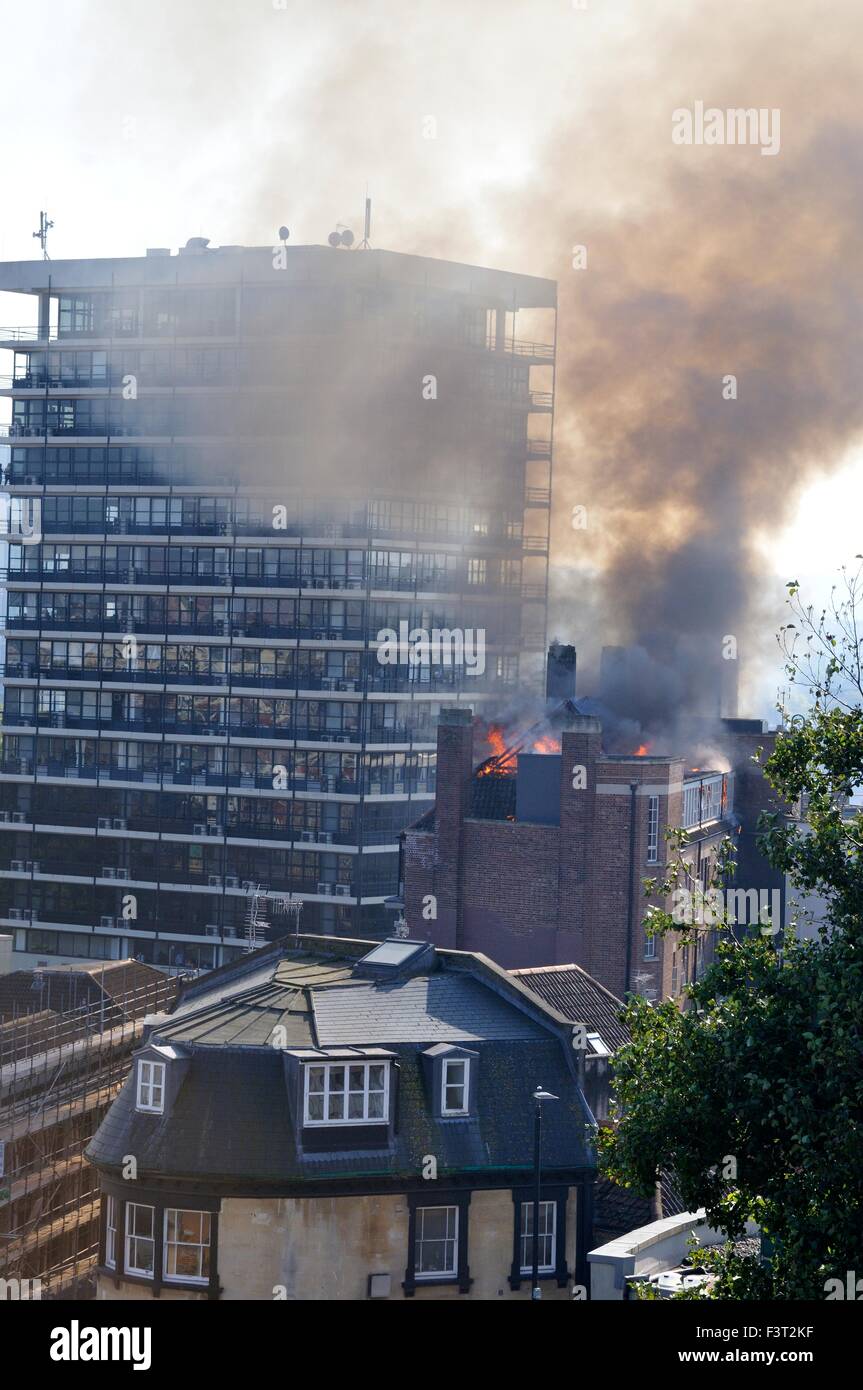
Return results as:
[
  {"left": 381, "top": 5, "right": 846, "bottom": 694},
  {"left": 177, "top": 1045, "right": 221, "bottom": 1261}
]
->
[
  {"left": 193, "top": 823, "right": 207, "bottom": 836},
  {"left": 300, "top": 830, "right": 315, "bottom": 843},
  {"left": 115, "top": 868, "right": 129, "bottom": 881},
  {"left": 100, "top": 915, "right": 115, "bottom": 929},
  {"left": 0, "top": 811, "right": 10, "bottom": 823},
  {"left": 225, "top": 876, "right": 240, "bottom": 888},
  {"left": 204, "top": 924, "right": 221, "bottom": 938},
  {"left": 317, "top": 882, "right": 333, "bottom": 896},
  {"left": 102, "top": 867, "right": 116, "bottom": 879},
  {"left": 12, "top": 812, "right": 26, "bottom": 824},
  {"left": 207, "top": 824, "right": 224, "bottom": 836},
  {"left": 320, "top": 677, "right": 335, "bottom": 690},
  {"left": 317, "top": 831, "right": 333, "bottom": 844},
  {"left": 334, "top": 884, "right": 351, "bottom": 898},
  {"left": 8, "top": 908, "right": 25, "bottom": 920},
  {"left": 208, "top": 874, "right": 221, "bottom": 887},
  {"left": 25, "top": 860, "right": 40, "bottom": 873},
  {"left": 10, "top": 860, "right": 25, "bottom": 872},
  {"left": 97, "top": 816, "right": 111, "bottom": 830},
  {"left": 312, "top": 578, "right": 326, "bottom": 589},
  {"left": 112, "top": 817, "right": 127, "bottom": 829},
  {"left": 24, "top": 475, "right": 38, "bottom": 486},
  {"left": 337, "top": 681, "right": 356, "bottom": 692}
]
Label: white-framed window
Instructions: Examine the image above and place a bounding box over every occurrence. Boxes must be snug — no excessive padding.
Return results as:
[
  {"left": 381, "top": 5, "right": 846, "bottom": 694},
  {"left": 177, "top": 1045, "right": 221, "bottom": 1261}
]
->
[
  {"left": 136, "top": 1058, "right": 166, "bottom": 1113},
  {"left": 303, "top": 1060, "right": 389, "bottom": 1126},
  {"left": 646, "top": 794, "right": 660, "bottom": 864},
  {"left": 520, "top": 1200, "right": 557, "bottom": 1274},
  {"left": 125, "top": 1202, "right": 155, "bottom": 1277},
  {"left": 105, "top": 1194, "right": 117, "bottom": 1269},
  {"left": 441, "top": 1058, "right": 469, "bottom": 1116},
  {"left": 415, "top": 1205, "right": 458, "bottom": 1279},
  {"left": 644, "top": 933, "right": 657, "bottom": 961},
  {"left": 163, "top": 1208, "right": 211, "bottom": 1285}
]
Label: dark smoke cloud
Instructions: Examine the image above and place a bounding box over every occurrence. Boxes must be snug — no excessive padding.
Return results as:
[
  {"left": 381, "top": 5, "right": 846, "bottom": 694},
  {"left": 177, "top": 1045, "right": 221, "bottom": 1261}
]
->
[{"left": 67, "top": 0, "right": 863, "bottom": 731}]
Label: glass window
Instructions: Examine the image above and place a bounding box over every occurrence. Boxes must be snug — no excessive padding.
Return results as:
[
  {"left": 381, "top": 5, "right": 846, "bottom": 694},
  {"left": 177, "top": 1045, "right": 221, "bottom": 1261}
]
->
[
  {"left": 303, "top": 1060, "right": 388, "bottom": 1125},
  {"left": 520, "top": 1200, "right": 556, "bottom": 1275},
  {"left": 415, "top": 1205, "right": 458, "bottom": 1279},
  {"left": 105, "top": 1195, "right": 117, "bottom": 1269},
  {"left": 164, "top": 1208, "right": 211, "bottom": 1284},
  {"left": 646, "top": 794, "right": 660, "bottom": 864},
  {"left": 136, "top": 1058, "right": 166, "bottom": 1113},
  {"left": 125, "top": 1203, "right": 155, "bottom": 1277},
  {"left": 441, "top": 1058, "right": 469, "bottom": 1116}
]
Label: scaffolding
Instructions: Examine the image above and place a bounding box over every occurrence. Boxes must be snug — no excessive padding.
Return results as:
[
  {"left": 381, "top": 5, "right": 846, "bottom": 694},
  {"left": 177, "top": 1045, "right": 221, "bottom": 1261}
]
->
[{"left": 0, "top": 970, "right": 178, "bottom": 1299}]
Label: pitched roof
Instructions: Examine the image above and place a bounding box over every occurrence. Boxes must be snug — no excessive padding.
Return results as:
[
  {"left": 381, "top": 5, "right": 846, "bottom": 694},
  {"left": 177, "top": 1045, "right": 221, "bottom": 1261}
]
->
[{"left": 510, "top": 964, "right": 630, "bottom": 1050}]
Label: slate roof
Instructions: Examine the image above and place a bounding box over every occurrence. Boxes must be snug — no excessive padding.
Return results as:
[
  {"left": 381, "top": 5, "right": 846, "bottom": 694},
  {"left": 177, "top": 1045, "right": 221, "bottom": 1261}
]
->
[
  {"left": 86, "top": 936, "right": 596, "bottom": 1188},
  {"left": 312, "top": 975, "right": 547, "bottom": 1046},
  {"left": 87, "top": 1035, "right": 591, "bottom": 1185},
  {"left": 510, "top": 964, "right": 630, "bottom": 1051}
]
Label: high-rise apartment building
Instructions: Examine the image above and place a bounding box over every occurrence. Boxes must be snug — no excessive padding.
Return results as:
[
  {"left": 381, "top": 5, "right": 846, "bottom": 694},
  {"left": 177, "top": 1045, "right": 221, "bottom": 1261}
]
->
[{"left": 0, "top": 241, "right": 555, "bottom": 970}]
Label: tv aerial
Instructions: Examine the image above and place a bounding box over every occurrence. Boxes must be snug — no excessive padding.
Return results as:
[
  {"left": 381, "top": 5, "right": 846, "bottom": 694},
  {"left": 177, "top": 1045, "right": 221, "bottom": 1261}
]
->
[{"left": 33, "top": 211, "right": 54, "bottom": 261}]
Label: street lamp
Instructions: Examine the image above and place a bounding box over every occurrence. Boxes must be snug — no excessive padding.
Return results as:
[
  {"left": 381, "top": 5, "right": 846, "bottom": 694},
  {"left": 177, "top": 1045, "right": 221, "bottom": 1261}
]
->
[{"left": 531, "top": 1085, "right": 559, "bottom": 1300}]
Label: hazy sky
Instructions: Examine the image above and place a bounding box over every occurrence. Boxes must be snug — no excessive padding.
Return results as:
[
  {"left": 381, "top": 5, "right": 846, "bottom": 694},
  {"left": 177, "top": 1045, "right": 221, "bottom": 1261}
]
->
[{"left": 1, "top": 0, "right": 861, "bottom": 718}]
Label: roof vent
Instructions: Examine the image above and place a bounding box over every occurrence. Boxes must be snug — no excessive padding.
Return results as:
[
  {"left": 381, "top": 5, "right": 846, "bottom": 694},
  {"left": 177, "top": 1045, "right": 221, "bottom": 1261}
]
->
[
  {"left": 181, "top": 236, "right": 211, "bottom": 254},
  {"left": 145, "top": 247, "right": 171, "bottom": 258},
  {"left": 354, "top": 938, "right": 436, "bottom": 981}
]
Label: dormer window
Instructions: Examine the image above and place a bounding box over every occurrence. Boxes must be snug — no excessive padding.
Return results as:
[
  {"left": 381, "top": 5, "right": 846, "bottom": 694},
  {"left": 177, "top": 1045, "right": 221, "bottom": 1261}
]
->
[
  {"left": 136, "top": 1059, "right": 166, "bottom": 1114},
  {"left": 303, "top": 1061, "right": 389, "bottom": 1126},
  {"left": 421, "top": 1043, "right": 478, "bottom": 1119},
  {"left": 441, "top": 1058, "right": 470, "bottom": 1116}
]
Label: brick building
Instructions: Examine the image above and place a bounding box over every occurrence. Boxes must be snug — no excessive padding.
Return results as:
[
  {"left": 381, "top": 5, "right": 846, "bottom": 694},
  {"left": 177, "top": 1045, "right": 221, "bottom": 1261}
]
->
[{"left": 400, "top": 708, "right": 785, "bottom": 1001}]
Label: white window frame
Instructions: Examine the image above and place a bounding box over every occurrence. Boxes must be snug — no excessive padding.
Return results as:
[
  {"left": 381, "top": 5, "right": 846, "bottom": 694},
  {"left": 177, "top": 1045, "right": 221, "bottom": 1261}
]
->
[
  {"left": 125, "top": 1202, "right": 155, "bottom": 1278},
  {"left": 519, "top": 1199, "right": 557, "bottom": 1275},
  {"left": 163, "top": 1207, "right": 211, "bottom": 1286},
  {"left": 105, "top": 1194, "right": 117, "bottom": 1270},
  {"left": 644, "top": 933, "right": 657, "bottom": 961},
  {"left": 646, "top": 794, "right": 660, "bottom": 864},
  {"left": 440, "top": 1057, "right": 470, "bottom": 1116},
  {"left": 302, "top": 1060, "right": 390, "bottom": 1126},
  {"left": 136, "top": 1058, "right": 166, "bottom": 1113},
  {"left": 415, "top": 1204, "right": 459, "bottom": 1280}
]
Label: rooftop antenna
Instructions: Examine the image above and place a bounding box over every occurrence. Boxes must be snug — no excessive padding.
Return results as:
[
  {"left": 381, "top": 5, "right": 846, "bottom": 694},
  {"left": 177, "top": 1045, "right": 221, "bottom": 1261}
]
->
[
  {"left": 359, "top": 194, "right": 372, "bottom": 249},
  {"left": 33, "top": 211, "right": 54, "bottom": 261}
]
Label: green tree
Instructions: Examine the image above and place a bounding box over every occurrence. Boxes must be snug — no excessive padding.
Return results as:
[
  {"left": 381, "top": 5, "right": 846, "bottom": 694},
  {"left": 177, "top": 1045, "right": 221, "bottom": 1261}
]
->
[{"left": 596, "top": 565, "right": 863, "bottom": 1299}]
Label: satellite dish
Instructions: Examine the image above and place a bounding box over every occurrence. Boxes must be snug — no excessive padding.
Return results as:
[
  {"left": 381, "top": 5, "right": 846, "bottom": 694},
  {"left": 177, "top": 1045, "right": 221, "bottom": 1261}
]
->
[
  {"left": 340, "top": 228, "right": 354, "bottom": 247},
  {"left": 278, "top": 225, "right": 290, "bottom": 242},
  {"left": 328, "top": 231, "right": 341, "bottom": 248}
]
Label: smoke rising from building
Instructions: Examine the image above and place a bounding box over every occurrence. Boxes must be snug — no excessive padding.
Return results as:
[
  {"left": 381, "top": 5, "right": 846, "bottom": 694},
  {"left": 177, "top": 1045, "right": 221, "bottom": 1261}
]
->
[{"left": 68, "top": 0, "right": 863, "bottom": 734}]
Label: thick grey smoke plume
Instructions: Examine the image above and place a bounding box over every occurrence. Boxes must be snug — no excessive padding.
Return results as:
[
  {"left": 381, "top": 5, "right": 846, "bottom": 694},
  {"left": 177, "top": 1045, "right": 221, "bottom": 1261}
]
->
[{"left": 68, "top": 0, "right": 863, "bottom": 731}]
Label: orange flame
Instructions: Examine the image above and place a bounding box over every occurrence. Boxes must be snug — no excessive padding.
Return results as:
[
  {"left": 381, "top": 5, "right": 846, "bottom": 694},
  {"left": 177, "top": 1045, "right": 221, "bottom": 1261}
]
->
[
  {"left": 532, "top": 735, "right": 562, "bottom": 754},
  {"left": 477, "top": 722, "right": 516, "bottom": 776},
  {"left": 633, "top": 743, "right": 651, "bottom": 756}
]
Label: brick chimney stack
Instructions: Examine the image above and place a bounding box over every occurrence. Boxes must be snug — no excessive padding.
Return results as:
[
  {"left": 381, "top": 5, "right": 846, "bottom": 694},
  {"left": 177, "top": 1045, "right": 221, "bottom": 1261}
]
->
[
  {"left": 557, "top": 718, "right": 603, "bottom": 960},
  {"left": 433, "top": 708, "right": 475, "bottom": 948}
]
